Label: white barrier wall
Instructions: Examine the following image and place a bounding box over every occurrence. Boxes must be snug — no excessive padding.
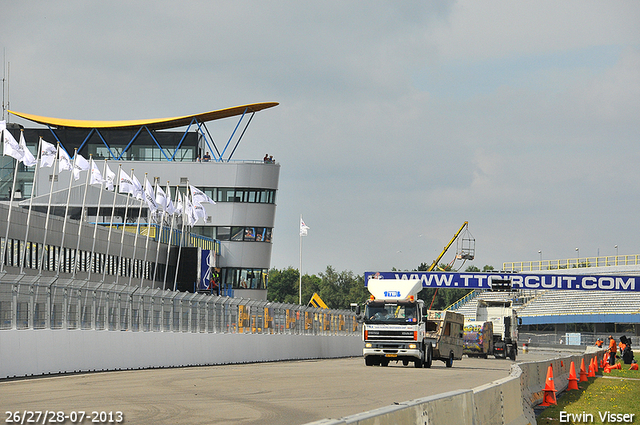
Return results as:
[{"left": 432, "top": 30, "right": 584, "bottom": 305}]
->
[
  {"left": 307, "top": 349, "right": 605, "bottom": 425},
  {"left": 0, "top": 329, "right": 363, "bottom": 379}
]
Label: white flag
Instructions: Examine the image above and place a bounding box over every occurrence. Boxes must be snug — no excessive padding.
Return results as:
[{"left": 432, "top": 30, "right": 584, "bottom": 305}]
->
[
  {"left": 2, "top": 128, "right": 24, "bottom": 161},
  {"left": 73, "top": 153, "right": 90, "bottom": 181},
  {"left": 174, "top": 192, "right": 183, "bottom": 216},
  {"left": 104, "top": 164, "right": 116, "bottom": 191},
  {"left": 144, "top": 177, "right": 158, "bottom": 212},
  {"left": 58, "top": 147, "right": 73, "bottom": 173},
  {"left": 18, "top": 132, "right": 37, "bottom": 167},
  {"left": 193, "top": 201, "right": 206, "bottom": 220},
  {"left": 185, "top": 197, "right": 198, "bottom": 226},
  {"left": 155, "top": 185, "right": 168, "bottom": 210},
  {"left": 190, "top": 184, "right": 216, "bottom": 205},
  {"left": 300, "top": 217, "right": 310, "bottom": 236},
  {"left": 90, "top": 159, "right": 104, "bottom": 185},
  {"left": 119, "top": 169, "right": 135, "bottom": 194},
  {"left": 40, "top": 139, "right": 57, "bottom": 168},
  {"left": 166, "top": 192, "right": 175, "bottom": 215},
  {"left": 132, "top": 173, "right": 144, "bottom": 200}
]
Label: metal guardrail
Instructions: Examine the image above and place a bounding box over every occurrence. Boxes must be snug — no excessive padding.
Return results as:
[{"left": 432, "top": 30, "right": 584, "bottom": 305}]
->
[
  {"left": 0, "top": 278, "right": 359, "bottom": 335},
  {"left": 503, "top": 254, "right": 640, "bottom": 272}
]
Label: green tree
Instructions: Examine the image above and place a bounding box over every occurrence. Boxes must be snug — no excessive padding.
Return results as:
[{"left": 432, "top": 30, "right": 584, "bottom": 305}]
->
[{"left": 267, "top": 267, "right": 300, "bottom": 304}]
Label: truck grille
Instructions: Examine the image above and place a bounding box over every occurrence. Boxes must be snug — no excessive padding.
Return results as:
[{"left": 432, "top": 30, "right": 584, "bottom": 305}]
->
[{"left": 366, "top": 330, "right": 416, "bottom": 341}]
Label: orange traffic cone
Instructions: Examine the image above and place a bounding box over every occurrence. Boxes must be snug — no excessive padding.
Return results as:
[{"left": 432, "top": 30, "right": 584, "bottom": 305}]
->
[
  {"left": 611, "top": 363, "right": 622, "bottom": 370},
  {"left": 588, "top": 358, "right": 596, "bottom": 378},
  {"left": 539, "top": 364, "right": 557, "bottom": 406},
  {"left": 604, "top": 364, "right": 611, "bottom": 373},
  {"left": 579, "top": 358, "right": 588, "bottom": 382},
  {"left": 567, "top": 361, "right": 579, "bottom": 391},
  {"left": 630, "top": 363, "right": 638, "bottom": 371},
  {"left": 594, "top": 356, "right": 599, "bottom": 372},
  {"left": 601, "top": 352, "right": 608, "bottom": 368}
]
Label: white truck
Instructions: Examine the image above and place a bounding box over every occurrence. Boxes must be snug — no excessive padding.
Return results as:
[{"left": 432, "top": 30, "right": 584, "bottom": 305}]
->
[
  {"left": 475, "top": 299, "right": 518, "bottom": 360},
  {"left": 359, "top": 278, "right": 464, "bottom": 368}
]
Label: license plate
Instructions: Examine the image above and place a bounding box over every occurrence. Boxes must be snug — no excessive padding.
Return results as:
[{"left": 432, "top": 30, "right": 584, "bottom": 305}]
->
[{"left": 385, "top": 354, "right": 397, "bottom": 358}]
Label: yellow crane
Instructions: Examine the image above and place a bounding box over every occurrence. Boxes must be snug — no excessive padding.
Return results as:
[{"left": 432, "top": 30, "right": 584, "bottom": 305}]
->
[{"left": 427, "top": 221, "right": 475, "bottom": 271}]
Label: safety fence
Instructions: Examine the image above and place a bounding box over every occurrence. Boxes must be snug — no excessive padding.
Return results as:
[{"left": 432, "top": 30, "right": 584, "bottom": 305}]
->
[{"left": 0, "top": 278, "right": 359, "bottom": 336}]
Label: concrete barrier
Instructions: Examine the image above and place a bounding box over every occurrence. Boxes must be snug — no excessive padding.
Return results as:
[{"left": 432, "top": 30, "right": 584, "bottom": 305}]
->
[
  {"left": 0, "top": 329, "right": 362, "bottom": 379},
  {"left": 306, "top": 348, "right": 606, "bottom": 425}
]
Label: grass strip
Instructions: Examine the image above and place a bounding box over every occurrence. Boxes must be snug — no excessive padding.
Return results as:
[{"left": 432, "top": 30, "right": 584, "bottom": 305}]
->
[{"left": 537, "top": 365, "right": 640, "bottom": 424}]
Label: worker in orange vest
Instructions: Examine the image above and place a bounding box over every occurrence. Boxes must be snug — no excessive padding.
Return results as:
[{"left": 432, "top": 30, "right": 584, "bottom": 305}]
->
[
  {"left": 608, "top": 335, "right": 617, "bottom": 366},
  {"left": 595, "top": 339, "right": 604, "bottom": 348}
]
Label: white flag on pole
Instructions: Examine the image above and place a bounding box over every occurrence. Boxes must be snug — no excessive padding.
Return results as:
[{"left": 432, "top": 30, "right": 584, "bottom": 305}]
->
[
  {"left": 155, "top": 185, "right": 168, "bottom": 211},
  {"left": 40, "top": 139, "right": 57, "bottom": 168},
  {"left": 300, "top": 217, "right": 310, "bottom": 236},
  {"left": 119, "top": 169, "right": 135, "bottom": 194},
  {"left": 104, "top": 164, "right": 116, "bottom": 191},
  {"left": 165, "top": 185, "right": 175, "bottom": 215},
  {"left": 58, "top": 147, "right": 73, "bottom": 173},
  {"left": 73, "top": 154, "right": 90, "bottom": 181},
  {"left": 144, "top": 177, "right": 159, "bottom": 212},
  {"left": 185, "top": 197, "right": 198, "bottom": 226},
  {"left": 190, "top": 185, "right": 216, "bottom": 205},
  {"left": 2, "top": 128, "right": 24, "bottom": 161},
  {"left": 19, "top": 132, "right": 37, "bottom": 167},
  {"left": 175, "top": 192, "right": 183, "bottom": 216},
  {"left": 132, "top": 173, "right": 144, "bottom": 200},
  {"left": 90, "top": 159, "right": 104, "bottom": 185}
]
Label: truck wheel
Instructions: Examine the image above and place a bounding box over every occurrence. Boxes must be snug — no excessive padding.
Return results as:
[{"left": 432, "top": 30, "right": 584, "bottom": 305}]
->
[
  {"left": 446, "top": 352, "right": 454, "bottom": 368},
  {"left": 509, "top": 348, "right": 516, "bottom": 361},
  {"left": 424, "top": 346, "right": 433, "bottom": 368},
  {"left": 365, "top": 357, "right": 374, "bottom": 366},
  {"left": 381, "top": 359, "right": 389, "bottom": 367}
]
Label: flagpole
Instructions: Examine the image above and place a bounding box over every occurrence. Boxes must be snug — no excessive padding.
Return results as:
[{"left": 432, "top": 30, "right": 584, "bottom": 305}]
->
[
  {"left": 56, "top": 148, "right": 78, "bottom": 275},
  {"left": 116, "top": 168, "right": 134, "bottom": 285},
  {"left": 103, "top": 164, "right": 121, "bottom": 283},
  {"left": 0, "top": 136, "right": 20, "bottom": 274},
  {"left": 299, "top": 215, "right": 302, "bottom": 305},
  {"left": 19, "top": 136, "right": 42, "bottom": 273},
  {"left": 38, "top": 143, "right": 60, "bottom": 275},
  {"left": 140, "top": 176, "right": 157, "bottom": 287},
  {"left": 72, "top": 154, "right": 92, "bottom": 278},
  {"left": 88, "top": 160, "right": 107, "bottom": 281},
  {"left": 173, "top": 183, "right": 190, "bottom": 291},
  {"left": 163, "top": 187, "right": 180, "bottom": 290},
  {"left": 128, "top": 173, "right": 146, "bottom": 286},
  {"left": 153, "top": 181, "right": 169, "bottom": 284}
]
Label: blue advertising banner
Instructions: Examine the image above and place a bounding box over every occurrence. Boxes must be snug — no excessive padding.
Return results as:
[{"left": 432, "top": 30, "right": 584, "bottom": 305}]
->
[
  {"left": 199, "top": 249, "right": 214, "bottom": 291},
  {"left": 364, "top": 271, "right": 639, "bottom": 292}
]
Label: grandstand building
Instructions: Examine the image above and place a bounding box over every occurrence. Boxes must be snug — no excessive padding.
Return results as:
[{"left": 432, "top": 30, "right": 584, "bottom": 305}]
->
[
  {"left": 451, "top": 264, "right": 640, "bottom": 345},
  {"left": 1, "top": 103, "right": 279, "bottom": 300}
]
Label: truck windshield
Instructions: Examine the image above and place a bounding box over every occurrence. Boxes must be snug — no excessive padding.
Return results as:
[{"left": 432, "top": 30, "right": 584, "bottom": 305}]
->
[{"left": 365, "top": 302, "right": 418, "bottom": 324}]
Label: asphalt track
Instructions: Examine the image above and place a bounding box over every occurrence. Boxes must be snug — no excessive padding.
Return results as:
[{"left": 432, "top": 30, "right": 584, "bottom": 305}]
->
[{"left": 0, "top": 350, "right": 562, "bottom": 425}]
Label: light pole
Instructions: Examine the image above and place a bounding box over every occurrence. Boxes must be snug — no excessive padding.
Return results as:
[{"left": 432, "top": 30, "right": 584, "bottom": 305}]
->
[
  {"left": 575, "top": 247, "right": 580, "bottom": 266},
  {"left": 615, "top": 245, "right": 618, "bottom": 256},
  {"left": 538, "top": 250, "right": 542, "bottom": 261}
]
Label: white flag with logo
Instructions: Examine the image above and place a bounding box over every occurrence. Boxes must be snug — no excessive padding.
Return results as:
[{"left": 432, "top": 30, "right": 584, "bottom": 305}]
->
[
  {"left": 19, "top": 132, "right": 37, "bottom": 167},
  {"left": 2, "top": 128, "right": 24, "bottom": 161},
  {"left": 174, "top": 192, "right": 183, "bottom": 216},
  {"left": 132, "top": 173, "right": 144, "bottom": 200},
  {"left": 119, "top": 169, "right": 135, "bottom": 194},
  {"left": 155, "top": 185, "right": 168, "bottom": 211},
  {"left": 90, "top": 159, "right": 104, "bottom": 185},
  {"left": 190, "top": 184, "right": 216, "bottom": 205},
  {"left": 300, "top": 217, "right": 310, "bottom": 236},
  {"left": 40, "top": 139, "right": 57, "bottom": 168},
  {"left": 73, "top": 153, "right": 90, "bottom": 181},
  {"left": 104, "top": 164, "right": 116, "bottom": 191},
  {"left": 58, "top": 147, "right": 73, "bottom": 173},
  {"left": 144, "top": 177, "right": 159, "bottom": 212}
]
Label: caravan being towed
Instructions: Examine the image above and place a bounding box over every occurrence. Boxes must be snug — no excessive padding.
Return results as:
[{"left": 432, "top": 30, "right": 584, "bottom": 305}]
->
[{"left": 360, "top": 278, "right": 464, "bottom": 368}]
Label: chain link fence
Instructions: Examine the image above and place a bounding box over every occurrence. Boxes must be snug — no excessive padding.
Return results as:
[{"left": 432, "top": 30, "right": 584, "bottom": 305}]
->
[{"left": 0, "top": 278, "right": 359, "bottom": 336}]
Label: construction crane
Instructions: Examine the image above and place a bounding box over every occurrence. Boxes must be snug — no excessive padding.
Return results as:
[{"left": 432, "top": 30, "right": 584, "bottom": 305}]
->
[{"left": 427, "top": 221, "right": 475, "bottom": 271}]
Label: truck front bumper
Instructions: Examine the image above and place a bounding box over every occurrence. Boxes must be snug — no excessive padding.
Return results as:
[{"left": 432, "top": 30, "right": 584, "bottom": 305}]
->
[{"left": 363, "top": 342, "right": 421, "bottom": 361}]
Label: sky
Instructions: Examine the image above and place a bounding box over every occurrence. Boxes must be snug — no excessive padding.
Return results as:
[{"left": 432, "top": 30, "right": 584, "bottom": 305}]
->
[{"left": 2, "top": 1, "right": 639, "bottom": 276}]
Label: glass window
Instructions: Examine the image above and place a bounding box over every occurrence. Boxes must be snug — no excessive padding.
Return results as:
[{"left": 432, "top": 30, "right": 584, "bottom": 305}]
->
[
  {"left": 216, "top": 226, "right": 231, "bottom": 240},
  {"left": 244, "top": 227, "right": 256, "bottom": 241},
  {"left": 231, "top": 227, "right": 244, "bottom": 241},
  {"left": 254, "top": 228, "right": 265, "bottom": 242},
  {"left": 264, "top": 229, "right": 272, "bottom": 243}
]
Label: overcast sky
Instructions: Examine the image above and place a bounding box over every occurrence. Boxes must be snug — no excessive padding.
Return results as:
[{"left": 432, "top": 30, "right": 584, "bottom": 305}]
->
[{"left": 2, "top": 1, "right": 639, "bottom": 276}]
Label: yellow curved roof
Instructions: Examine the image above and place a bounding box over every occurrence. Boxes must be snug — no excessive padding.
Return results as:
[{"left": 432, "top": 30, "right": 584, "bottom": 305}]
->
[{"left": 8, "top": 102, "right": 279, "bottom": 130}]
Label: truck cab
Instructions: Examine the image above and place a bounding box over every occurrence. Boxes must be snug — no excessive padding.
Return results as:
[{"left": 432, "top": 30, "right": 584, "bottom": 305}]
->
[{"left": 361, "top": 278, "right": 464, "bottom": 368}]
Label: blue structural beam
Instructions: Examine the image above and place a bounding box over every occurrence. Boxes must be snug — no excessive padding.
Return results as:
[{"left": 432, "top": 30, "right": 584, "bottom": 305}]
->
[{"left": 364, "top": 271, "right": 640, "bottom": 293}]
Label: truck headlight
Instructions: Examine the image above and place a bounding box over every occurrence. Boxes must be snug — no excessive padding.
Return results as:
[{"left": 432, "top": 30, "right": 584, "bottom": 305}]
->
[
  {"left": 408, "top": 343, "right": 417, "bottom": 349},
  {"left": 365, "top": 343, "right": 372, "bottom": 348}
]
